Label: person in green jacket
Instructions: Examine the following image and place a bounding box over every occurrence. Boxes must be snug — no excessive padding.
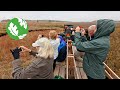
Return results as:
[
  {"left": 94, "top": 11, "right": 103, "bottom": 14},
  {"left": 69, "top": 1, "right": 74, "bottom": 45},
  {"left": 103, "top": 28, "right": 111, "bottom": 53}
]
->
[{"left": 74, "top": 19, "right": 115, "bottom": 79}]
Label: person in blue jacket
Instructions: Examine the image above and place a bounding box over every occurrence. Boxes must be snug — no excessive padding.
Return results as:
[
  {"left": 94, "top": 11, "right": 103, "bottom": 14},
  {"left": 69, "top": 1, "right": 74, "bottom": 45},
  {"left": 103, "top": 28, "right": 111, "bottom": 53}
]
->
[{"left": 55, "top": 35, "right": 67, "bottom": 62}]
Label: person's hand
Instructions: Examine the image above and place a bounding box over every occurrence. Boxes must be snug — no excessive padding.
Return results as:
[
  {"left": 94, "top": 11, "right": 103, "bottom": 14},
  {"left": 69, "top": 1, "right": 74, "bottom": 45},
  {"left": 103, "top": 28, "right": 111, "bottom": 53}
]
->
[
  {"left": 37, "top": 34, "right": 42, "bottom": 40},
  {"left": 72, "top": 31, "right": 75, "bottom": 35},
  {"left": 10, "top": 47, "right": 22, "bottom": 60},
  {"left": 75, "top": 26, "right": 81, "bottom": 32},
  {"left": 19, "top": 46, "right": 31, "bottom": 52},
  {"left": 80, "top": 29, "right": 86, "bottom": 36}
]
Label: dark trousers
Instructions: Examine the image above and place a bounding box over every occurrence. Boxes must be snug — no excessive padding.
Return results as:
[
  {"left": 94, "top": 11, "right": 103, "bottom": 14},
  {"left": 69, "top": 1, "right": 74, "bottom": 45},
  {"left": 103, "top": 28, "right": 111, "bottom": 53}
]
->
[
  {"left": 53, "top": 59, "right": 57, "bottom": 71},
  {"left": 87, "top": 76, "right": 94, "bottom": 79}
]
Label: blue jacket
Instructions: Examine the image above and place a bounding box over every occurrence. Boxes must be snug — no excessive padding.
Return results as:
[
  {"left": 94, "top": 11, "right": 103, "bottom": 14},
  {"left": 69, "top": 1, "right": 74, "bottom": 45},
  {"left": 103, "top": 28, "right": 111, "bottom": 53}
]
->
[
  {"left": 56, "top": 36, "right": 67, "bottom": 62},
  {"left": 58, "top": 36, "right": 66, "bottom": 52}
]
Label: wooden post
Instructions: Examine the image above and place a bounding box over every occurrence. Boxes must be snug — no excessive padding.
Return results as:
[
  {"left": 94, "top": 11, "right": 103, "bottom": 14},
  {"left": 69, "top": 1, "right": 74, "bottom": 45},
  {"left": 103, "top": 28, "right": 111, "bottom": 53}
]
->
[{"left": 104, "top": 62, "right": 120, "bottom": 79}]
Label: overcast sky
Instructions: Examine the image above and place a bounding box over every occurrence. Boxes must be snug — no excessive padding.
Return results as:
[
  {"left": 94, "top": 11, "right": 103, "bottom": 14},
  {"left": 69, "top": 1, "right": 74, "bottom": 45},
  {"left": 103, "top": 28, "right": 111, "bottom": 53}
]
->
[{"left": 0, "top": 11, "right": 120, "bottom": 22}]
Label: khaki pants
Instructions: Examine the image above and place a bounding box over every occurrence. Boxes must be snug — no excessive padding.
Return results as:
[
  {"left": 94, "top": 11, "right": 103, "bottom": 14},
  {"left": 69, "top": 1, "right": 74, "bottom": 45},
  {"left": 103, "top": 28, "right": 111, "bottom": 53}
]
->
[{"left": 72, "top": 46, "right": 85, "bottom": 62}]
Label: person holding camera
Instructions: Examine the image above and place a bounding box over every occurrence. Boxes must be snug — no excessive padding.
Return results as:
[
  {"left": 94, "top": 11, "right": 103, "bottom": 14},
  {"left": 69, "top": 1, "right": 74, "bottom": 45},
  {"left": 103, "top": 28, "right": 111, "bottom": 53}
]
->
[
  {"left": 74, "top": 19, "right": 115, "bottom": 79},
  {"left": 10, "top": 37, "right": 54, "bottom": 79},
  {"left": 72, "top": 26, "right": 87, "bottom": 62}
]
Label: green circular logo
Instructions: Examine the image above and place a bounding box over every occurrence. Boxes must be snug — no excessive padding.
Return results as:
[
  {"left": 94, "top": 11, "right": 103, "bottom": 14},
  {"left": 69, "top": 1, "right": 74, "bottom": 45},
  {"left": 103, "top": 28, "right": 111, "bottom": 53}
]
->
[{"left": 6, "top": 18, "right": 28, "bottom": 40}]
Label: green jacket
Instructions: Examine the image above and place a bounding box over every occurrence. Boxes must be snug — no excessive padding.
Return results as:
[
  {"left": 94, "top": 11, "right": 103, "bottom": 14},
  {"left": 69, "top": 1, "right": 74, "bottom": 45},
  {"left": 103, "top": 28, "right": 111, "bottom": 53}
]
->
[{"left": 74, "top": 19, "right": 115, "bottom": 79}]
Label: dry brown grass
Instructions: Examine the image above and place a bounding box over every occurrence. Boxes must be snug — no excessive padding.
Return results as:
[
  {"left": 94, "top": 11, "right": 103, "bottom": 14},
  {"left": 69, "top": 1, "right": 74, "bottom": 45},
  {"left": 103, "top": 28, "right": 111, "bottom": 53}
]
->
[
  {"left": 0, "top": 21, "right": 64, "bottom": 36},
  {"left": 0, "top": 20, "right": 120, "bottom": 78},
  {"left": 105, "top": 27, "right": 120, "bottom": 77},
  {"left": 0, "top": 29, "right": 63, "bottom": 79}
]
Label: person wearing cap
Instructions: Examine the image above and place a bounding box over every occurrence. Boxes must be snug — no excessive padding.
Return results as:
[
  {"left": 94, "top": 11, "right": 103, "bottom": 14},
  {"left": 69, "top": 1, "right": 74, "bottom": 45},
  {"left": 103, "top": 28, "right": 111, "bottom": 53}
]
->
[
  {"left": 74, "top": 19, "right": 115, "bottom": 79},
  {"left": 11, "top": 37, "right": 54, "bottom": 79}
]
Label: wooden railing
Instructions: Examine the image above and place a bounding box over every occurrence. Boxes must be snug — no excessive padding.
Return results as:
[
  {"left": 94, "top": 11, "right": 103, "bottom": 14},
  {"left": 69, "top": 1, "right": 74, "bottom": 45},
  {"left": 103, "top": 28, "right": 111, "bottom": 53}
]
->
[
  {"left": 66, "top": 40, "right": 120, "bottom": 79},
  {"left": 66, "top": 40, "right": 87, "bottom": 79},
  {"left": 54, "top": 39, "right": 120, "bottom": 79},
  {"left": 104, "top": 63, "right": 120, "bottom": 79}
]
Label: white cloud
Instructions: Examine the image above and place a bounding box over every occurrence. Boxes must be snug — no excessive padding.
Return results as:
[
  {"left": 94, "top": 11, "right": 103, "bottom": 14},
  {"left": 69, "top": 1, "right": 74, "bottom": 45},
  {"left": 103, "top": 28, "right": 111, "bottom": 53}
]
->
[{"left": 0, "top": 11, "right": 120, "bottom": 22}]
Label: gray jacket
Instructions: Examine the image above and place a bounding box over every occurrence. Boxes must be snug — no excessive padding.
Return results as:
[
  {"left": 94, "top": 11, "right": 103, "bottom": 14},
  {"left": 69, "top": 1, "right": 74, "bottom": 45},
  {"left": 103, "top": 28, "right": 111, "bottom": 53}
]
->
[{"left": 12, "top": 52, "right": 54, "bottom": 79}]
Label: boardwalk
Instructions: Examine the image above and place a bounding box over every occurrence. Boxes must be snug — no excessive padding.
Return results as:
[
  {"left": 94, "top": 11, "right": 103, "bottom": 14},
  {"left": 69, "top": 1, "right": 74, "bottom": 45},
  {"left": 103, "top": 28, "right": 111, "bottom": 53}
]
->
[
  {"left": 54, "top": 40, "right": 120, "bottom": 79},
  {"left": 54, "top": 40, "right": 87, "bottom": 79}
]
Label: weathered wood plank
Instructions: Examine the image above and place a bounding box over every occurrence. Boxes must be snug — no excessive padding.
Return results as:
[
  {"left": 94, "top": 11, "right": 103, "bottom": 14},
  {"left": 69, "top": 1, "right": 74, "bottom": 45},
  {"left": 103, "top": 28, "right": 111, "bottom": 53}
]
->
[
  {"left": 54, "top": 65, "right": 60, "bottom": 76},
  {"left": 56, "top": 60, "right": 66, "bottom": 66},
  {"left": 67, "top": 56, "right": 75, "bottom": 79},
  {"left": 104, "top": 63, "right": 120, "bottom": 79},
  {"left": 72, "top": 54, "right": 80, "bottom": 79},
  {"left": 76, "top": 61, "right": 83, "bottom": 68},
  {"left": 68, "top": 54, "right": 74, "bottom": 56},
  {"left": 79, "top": 68, "right": 88, "bottom": 79},
  {"left": 59, "top": 66, "right": 66, "bottom": 79},
  {"left": 61, "top": 60, "right": 66, "bottom": 66},
  {"left": 76, "top": 68, "right": 82, "bottom": 79},
  {"left": 105, "top": 70, "right": 113, "bottom": 79},
  {"left": 68, "top": 68, "right": 75, "bottom": 79},
  {"left": 66, "top": 56, "right": 69, "bottom": 79}
]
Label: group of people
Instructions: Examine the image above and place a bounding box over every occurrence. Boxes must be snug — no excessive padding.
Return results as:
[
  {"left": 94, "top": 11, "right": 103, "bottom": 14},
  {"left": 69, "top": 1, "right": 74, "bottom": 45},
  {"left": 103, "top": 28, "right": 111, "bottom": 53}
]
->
[
  {"left": 10, "top": 30, "right": 67, "bottom": 79},
  {"left": 73, "top": 19, "right": 115, "bottom": 79},
  {"left": 10, "top": 19, "right": 115, "bottom": 79}
]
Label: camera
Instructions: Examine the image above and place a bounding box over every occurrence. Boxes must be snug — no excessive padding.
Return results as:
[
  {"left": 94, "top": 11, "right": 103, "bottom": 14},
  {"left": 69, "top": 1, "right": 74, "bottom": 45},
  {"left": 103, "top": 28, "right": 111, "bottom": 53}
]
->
[{"left": 18, "top": 47, "right": 22, "bottom": 52}]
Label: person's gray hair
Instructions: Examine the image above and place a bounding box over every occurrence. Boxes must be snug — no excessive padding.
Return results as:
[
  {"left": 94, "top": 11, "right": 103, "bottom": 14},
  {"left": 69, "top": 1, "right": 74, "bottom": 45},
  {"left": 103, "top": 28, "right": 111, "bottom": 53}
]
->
[
  {"left": 35, "top": 37, "right": 54, "bottom": 59},
  {"left": 88, "top": 25, "right": 97, "bottom": 40}
]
